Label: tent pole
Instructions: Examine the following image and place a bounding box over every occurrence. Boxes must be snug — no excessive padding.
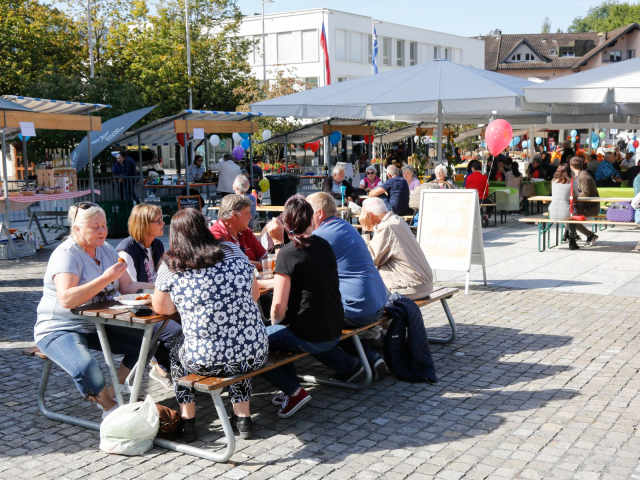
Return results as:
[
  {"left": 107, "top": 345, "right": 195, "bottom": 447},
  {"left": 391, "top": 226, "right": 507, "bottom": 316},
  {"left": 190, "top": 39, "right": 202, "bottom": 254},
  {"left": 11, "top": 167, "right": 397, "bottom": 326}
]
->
[
  {"left": 437, "top": 100, "right": 443, "bottom": 163},
  {"left": 530, "top": 125, "right": 535, "bottom": 161},
  {"left": 1, "top": 127, "right": 19, "bottom": 261},
  {"left": 185, "top": 118, "right": 190, "bottom": 194},
  {"left": 138, "top": 134, "right": 143, "bottom": 201},
  {"left": 284, "top": 134, "right": 288, "bottom": 174},
  {"left": 249, "top": 133, "right": 254, "bottom": 188},
  {"left": 588, "top": 127, "right": 593, "bottom": 154},
  {"left": 87, "top": 123, "right": 95, "bottom": 203},
  {"left": 21, "top": 140, "right": 27, "bottom": 182}
]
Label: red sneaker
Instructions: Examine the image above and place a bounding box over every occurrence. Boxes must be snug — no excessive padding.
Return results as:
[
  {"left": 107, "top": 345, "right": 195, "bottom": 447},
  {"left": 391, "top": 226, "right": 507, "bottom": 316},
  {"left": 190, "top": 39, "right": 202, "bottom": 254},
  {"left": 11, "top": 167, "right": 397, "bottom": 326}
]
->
[
  {"left": 272, "top": 392, "right": 287, "bottom": 406},
  {"left": 278, "top": 388, "right": 311, "bottom": 418}
]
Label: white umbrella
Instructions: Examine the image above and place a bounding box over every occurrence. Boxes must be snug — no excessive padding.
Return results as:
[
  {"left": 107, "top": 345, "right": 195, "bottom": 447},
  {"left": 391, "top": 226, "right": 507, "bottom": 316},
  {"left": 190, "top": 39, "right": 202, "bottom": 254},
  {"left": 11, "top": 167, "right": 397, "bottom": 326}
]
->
[
  {"left": 251, "top": 60, "right": 536, "bottom": 161},
  {"left": 522, "top": 57, "right": 640, "bottom": 115}
]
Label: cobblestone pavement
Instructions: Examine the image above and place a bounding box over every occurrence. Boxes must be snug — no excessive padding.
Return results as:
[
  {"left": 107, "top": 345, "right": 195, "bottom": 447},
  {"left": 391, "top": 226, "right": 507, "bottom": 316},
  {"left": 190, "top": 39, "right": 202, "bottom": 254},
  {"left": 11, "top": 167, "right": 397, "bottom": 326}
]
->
[{"left": 1, "top": 249, "right": 639, "bottom": 480}]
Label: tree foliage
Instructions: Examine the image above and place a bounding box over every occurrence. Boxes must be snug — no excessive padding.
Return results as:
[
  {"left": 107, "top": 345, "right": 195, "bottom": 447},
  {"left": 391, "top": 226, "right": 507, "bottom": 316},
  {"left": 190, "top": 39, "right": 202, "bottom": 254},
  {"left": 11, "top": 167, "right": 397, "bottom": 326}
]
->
[
  {"left": 569, "top": 1, "right": 640, "bottom": 32},
  {"left": 0, "top": 0, "right": 84, "bottom": 93},
  {"left": 541, "top": 17, "right": 552, "bottom": 34}
]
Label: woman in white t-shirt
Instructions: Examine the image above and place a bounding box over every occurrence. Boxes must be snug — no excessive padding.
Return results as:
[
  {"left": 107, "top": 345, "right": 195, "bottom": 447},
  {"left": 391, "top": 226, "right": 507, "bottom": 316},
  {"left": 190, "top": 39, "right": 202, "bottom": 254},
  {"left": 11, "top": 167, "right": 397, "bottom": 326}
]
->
[{"left": 34, "top": 203, "right": 154, "bottom": 418}]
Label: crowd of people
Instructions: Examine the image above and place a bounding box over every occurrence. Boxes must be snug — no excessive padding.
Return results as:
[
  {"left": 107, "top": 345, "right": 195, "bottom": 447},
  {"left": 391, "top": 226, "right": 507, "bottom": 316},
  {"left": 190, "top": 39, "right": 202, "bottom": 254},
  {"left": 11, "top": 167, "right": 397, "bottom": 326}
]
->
[{"left": 34, "top": 188, "right": 436, "bottom": 443}]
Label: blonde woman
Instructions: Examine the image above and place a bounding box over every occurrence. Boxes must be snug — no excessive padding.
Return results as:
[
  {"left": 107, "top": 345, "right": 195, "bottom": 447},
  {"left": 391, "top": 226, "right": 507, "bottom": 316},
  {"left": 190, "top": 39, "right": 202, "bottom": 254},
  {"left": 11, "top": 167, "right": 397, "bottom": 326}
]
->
[
  {"left": 117, "top": 203, "right": 181, "bottom": 390},
  {"left": 34, "top": 203, "right": 155, "bottom": 418}
]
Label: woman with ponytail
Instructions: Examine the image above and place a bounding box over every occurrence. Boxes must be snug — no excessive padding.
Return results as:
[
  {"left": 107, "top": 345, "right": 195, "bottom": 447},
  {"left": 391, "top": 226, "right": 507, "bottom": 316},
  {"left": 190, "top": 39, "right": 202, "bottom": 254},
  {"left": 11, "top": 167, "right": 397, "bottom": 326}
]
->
[{"left": 260, "top": 196, "right": 344, "bottom": 419}]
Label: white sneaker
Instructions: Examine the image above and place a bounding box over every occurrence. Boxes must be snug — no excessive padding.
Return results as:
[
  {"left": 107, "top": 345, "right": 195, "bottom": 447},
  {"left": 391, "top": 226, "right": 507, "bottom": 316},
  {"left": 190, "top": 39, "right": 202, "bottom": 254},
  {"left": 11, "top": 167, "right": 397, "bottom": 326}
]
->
[{"left": 149, "top": 364, "right": 173, "bottom": 390}]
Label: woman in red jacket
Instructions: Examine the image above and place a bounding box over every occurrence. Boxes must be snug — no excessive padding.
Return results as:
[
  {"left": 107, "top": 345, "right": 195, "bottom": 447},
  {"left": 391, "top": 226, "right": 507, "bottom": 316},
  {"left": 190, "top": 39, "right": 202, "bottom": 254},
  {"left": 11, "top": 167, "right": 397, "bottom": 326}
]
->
[{"left": 465, "top": 160, "right": 492, "bottom": 228}]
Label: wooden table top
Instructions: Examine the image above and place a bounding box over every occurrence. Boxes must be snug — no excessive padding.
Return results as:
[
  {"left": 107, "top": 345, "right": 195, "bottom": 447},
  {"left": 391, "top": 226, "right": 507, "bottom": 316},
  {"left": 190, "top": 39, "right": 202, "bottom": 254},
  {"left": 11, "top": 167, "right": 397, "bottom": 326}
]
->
[
  {"left": 70, "top": 301, "right": 174, "bottom": 324},
  {"left": 528, "top": 196, "right": 633, "bottom": 203}
]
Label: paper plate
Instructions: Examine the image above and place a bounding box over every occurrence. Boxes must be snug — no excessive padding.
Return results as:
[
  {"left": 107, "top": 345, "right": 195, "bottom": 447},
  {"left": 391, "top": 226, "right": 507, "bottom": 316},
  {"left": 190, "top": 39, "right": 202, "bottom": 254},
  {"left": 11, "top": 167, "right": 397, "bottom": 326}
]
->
[{"left": 116, "top": 294, "right": 153, "bottom": 306}]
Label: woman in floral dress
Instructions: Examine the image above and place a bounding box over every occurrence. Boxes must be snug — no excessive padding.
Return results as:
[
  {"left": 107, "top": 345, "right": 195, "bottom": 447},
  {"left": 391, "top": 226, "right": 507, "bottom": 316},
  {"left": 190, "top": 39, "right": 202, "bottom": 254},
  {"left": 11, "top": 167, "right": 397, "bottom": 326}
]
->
[{"left": 153, "top": 208, "right": 268, "bottom": 441}]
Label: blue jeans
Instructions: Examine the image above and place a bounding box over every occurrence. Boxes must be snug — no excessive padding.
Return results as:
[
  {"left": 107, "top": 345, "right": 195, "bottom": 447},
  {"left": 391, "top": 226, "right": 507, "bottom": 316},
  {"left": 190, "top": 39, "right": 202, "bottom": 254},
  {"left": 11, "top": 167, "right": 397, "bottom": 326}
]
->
[
  {"left": 313, "top": 309, "right": 384, "bottom": 375},
  {"left": 260, "top": 324, "right": 343, "bottom": 396},
  {"left": 37, "top": 326, "right": 146, "bottom": 399}
]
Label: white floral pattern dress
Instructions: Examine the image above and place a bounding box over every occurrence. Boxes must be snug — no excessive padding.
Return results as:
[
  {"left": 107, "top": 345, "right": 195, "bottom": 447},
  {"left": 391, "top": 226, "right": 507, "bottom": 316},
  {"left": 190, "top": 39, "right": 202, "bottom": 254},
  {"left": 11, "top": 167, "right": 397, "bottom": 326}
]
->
[{"left": 156, "top": 242, "right": 268, "bottom": 404}]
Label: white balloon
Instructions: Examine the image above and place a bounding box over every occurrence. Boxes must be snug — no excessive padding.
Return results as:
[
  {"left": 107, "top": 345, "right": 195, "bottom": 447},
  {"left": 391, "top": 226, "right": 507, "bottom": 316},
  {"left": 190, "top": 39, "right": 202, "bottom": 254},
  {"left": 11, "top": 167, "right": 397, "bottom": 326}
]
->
[
  {"left": 209, "top": 134, "right": 220, "bottom": 147},
  {"left": 232, "top": 132, "right": 242, "bottom": 143},
  {"left": 414, "top": 135, "right": 420, "bottom": 143},
  {"left": 262, "top": 129, "right": 272, "bottom": 141}
]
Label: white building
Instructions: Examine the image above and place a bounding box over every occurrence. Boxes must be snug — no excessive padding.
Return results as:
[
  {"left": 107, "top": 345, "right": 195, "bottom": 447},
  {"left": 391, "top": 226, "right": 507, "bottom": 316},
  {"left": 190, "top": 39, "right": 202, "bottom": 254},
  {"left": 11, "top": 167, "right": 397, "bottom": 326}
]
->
[{"left": 238, "top": 8, "right": 485, "bottom": 87}]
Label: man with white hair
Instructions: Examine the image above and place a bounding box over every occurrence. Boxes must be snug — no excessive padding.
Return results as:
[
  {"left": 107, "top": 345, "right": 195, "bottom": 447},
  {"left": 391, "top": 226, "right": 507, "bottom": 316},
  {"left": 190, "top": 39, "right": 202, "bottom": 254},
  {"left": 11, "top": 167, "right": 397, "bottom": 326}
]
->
[
  {"left": 209, "top": 153, "right": 242, "bottom": 196},
  {"left": 360, "top": 198, "right": 433, "bottom": 300},
  {"left": 233, "top": 174, "right": 256, "bottom": 230},
  {"left": 368, "top": 165, "right": 410, "bottom": 215},
  {"left": 322, "top": 165, "right": 354, "bottom": 203}
]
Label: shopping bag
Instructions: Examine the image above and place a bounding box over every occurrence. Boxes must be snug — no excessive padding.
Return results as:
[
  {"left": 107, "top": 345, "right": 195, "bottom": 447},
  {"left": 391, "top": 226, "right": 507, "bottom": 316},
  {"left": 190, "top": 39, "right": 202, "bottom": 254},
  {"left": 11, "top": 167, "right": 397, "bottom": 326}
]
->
[{"left": 100, "top": 395, "right": 159, "bottom": 455}]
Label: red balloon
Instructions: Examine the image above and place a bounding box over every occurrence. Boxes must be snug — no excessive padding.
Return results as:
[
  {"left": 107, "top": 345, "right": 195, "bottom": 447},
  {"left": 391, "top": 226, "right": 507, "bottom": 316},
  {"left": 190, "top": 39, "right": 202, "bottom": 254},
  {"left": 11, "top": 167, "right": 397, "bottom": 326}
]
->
[
  {"left": 364, "top": 135, "right": 374, "bottom": 145},
  {"left": 310, "top": 141, "right": 320, "bottom": 153},
  {"left": 176, "top": 133, "right": 187, "bottom": 148},
  {"left": 485, "top": 119, "right": 513, "bottom": 156},
  {"left": 633, "top": 140, "right": 639, "bottom": 148}
]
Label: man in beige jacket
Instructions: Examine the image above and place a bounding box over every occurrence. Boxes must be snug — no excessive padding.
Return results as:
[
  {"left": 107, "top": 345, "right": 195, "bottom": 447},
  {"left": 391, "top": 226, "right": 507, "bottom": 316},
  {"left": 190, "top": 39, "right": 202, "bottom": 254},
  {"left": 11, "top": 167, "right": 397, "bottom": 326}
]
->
[{"left": 359, "top": 197, "right": 433, "bottom": 300}]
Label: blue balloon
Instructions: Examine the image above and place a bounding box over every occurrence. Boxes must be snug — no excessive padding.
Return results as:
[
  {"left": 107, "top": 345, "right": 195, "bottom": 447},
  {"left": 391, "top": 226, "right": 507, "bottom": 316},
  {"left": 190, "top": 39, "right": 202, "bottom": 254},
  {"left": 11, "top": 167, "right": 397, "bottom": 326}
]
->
[
  {"left": 634, "top": 135, "right": 637, "bottom": 140},
  {"left": 329, "top": 131, "right": 342, "bottom": 146},
  {"left": 570, "top": 129, "right": 578, "bottom": 137},
  {"left": 513, "top": 136, "right": 520, "bottom": 144},
  {"left": 630, "top": 145, "right": 636, "bottom": 153},
  {"left": 591, "top": 132, "right": 599, "bottom": 142},
  {"left": 522, "top": 140, "right": 528, "bottom": 148},
  {"left": 592, "top": 142, "right": 599, "bottom": 150},
  {"left": 544, "top": 146, "right": 547, "bottom": 151},
  {"left": 535, "top": 137, "right": 542, "bottom": 145},
  {"left": 481, "top": 141, "right": 486, "bottom": 148},
  {"left": 241, "top": 138, "right": 251, "bottom": 150},
  {"left": 239, "top": 133, "right": 249, "bottom": 140}
]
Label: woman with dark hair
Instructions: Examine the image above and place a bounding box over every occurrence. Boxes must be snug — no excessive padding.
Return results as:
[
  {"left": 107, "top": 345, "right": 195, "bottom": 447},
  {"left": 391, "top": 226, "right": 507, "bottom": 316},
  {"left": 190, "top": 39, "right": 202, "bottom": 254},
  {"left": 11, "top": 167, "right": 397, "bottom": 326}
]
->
[
  {"left": 261, "top": 197, "right": 344, "bottom": 419},
  {"left": 454, "top": 147, "right": 462, "bottom": 164},
  {"left": 153, "top": 208, "right": 268, "bottom": 441},
  {"left": 549, "top": 163, "right": 580, "bottom": 250},
  {"left": 505, "top": 162, "right": 523, "bottom": 211}
]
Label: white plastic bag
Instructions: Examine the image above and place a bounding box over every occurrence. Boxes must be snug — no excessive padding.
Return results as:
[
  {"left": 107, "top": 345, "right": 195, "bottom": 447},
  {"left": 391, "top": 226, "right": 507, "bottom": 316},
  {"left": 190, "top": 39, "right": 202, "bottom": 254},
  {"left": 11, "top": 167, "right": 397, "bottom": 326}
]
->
[
  {"left": 348, "top": 201, "right": 361, "bottom": 215},
  {"left": 100, "top": 395, "right": 159, "bottom": 455}
]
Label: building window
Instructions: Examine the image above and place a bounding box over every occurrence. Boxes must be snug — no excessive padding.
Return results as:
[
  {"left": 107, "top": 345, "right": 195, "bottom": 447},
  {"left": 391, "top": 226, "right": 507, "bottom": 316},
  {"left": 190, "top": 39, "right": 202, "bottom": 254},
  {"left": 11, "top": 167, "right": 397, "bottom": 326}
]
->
[
  {"left": 525, "top": 53, "right": 534, "bottom": 61},
  {"left": 575, "top": 40, "right": 595, "bottom": 56},
  {"left": 351, "top": 32, "right": 363, "bottom": 63},
  {"left": 610, "top": 50, "right": 622, "bottom": 62},
  {"left": 304, "top": 77, "right": 318, "bottom": 89},
  {"left": 252, "top": 35, "right": 264, "bottom": 65},
  {"left": 444, "top": 47, "right": 451, "bottom": 60},
  {"left": 559, "top": 46, "right": 575, "bottom": 57},
  {"left": 382, "top": 37, "right": 391, "bottom": 65},
  {"left": 549, "top": 49, "right": 557, "bottom": 55},
  {"left": 511, "top": 53, "right": 521, "bottom": 61},
  {"left": 433, "top": 45, "right": 441, "bottom": 59},
  {"left": 301, "top": 30, "right": 317, "bottom": 62},
  {"left": 454, "top": 48, "right": 462, "bottom": 64},
  {"left": 628, "top": 49, "right": 636, "bottom": 59},
  {"left": 409, "top": 42, "right": 418, "bottom": 66},
  {"left": 337, "top": 76, "right": 349, "bottom": 83},
  {"left": 368, "top": 34, "right": 373, "bottom": 64},
  {"left": 396, "top": 40, "right": 405, "bottom": 66},
  {"left": 336, "top": 29, "right": 347, "bottom": 61},
  {"left": 277, "top": 32, "right": 293, "bottom": 63}
]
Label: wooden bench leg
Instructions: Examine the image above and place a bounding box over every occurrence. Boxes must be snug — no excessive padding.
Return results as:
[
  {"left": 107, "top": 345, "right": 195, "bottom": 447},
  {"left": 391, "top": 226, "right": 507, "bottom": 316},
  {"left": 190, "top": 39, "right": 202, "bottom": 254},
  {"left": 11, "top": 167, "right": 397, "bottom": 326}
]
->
[
  {"left": 427, "top": 298, "right": 457, "bottom": 345},
  {"left": 36, "top": 358, "right": 101, "bottom": 431},
  {"left": 298, "top": 335, "right": 373, "bottom": 391},
  {"left": 153, "top": 391, "right": 236, "bottom": 463}
]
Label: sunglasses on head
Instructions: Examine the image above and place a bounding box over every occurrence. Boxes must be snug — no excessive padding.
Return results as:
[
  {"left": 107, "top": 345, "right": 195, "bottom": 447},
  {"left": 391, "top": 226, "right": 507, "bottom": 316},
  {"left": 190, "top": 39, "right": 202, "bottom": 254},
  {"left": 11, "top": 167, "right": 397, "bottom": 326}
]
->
[{"left": 73, "top": 202, "right": 98, "bottom": 222}]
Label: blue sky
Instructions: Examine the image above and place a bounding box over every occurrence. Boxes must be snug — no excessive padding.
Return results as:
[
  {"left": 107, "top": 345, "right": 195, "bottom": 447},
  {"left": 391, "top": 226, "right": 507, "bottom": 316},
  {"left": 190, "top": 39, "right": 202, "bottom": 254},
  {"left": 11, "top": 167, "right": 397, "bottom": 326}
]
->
[{"left": 236, "top": 0, "right": 593, "bottom": 36}]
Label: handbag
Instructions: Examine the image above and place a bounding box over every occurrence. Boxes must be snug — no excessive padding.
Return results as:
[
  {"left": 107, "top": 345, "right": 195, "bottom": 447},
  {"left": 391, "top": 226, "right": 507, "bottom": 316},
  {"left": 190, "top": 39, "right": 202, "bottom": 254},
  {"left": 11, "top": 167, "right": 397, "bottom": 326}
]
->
[
  {"left": 569, "top": 178, "right": 586, "bottom": 221},
  {"left": 606, "top": 202, "right": 635, "bottom": 222},
  {"left": 156, "top": 404, "right": 181, "bottom": 434}
]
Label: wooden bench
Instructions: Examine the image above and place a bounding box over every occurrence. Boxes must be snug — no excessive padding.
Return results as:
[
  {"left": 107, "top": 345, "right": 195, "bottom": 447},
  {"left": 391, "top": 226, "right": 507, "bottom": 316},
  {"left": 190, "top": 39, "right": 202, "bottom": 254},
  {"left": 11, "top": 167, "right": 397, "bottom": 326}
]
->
[
  {"left": 519, "top": 216, "right": 639, "bottom": 252},
  {"left": 22, "top": 286, "right": 458, "bottom": 463}
]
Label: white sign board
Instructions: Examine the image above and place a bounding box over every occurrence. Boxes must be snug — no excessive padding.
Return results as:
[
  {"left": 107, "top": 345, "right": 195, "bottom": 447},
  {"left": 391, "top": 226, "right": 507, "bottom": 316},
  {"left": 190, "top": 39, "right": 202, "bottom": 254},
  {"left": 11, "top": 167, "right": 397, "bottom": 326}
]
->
[
  {"left": 193, "top": 128, "right": 205, "bottom": 140},
  {"left": 416, "top": 189, "right": 486, "bottom": 294},
  {"left": 19, "top": 122, "right": 36, "bottom": 138}
]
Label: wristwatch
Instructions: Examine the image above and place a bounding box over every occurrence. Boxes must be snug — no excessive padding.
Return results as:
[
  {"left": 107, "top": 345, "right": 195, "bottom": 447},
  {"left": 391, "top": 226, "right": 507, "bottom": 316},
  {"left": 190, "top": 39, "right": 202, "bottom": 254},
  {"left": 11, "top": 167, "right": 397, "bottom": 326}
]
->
[{"left": 274, "top": 243, "right": 284, "bottom": 249}]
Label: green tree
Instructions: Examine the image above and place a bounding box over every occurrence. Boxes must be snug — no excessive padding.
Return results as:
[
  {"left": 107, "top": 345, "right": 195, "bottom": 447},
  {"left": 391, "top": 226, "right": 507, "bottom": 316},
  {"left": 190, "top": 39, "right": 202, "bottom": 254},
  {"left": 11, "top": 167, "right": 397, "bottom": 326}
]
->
[
  {"left": 541, "top": 17, "right": 552, "bottom": 34},
  {"left": 569, "top": 1, "right": 640, "bottom": 32},
  {"left": 103, "top": 0, "right": 255, "bottom": 120},
  {"left": 0, "top": 0, "right": 83, "bottom": 93}
]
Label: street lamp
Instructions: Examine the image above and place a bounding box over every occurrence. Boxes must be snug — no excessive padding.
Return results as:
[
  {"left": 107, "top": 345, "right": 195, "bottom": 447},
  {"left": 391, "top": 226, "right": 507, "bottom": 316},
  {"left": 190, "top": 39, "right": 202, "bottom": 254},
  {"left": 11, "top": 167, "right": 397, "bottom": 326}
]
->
[{"left": 262, "top": 0, "right": 273, "bottom": 86}]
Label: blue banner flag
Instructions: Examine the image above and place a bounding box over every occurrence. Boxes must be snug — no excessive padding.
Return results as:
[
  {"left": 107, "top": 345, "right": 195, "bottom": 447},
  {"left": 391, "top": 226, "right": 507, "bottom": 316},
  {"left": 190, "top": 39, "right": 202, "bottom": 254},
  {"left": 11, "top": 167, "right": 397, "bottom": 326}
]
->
[
  {"left": 71, "top": 106, "right": 156, "bottom": 171},
  {"left": 373, "top": 27, "right": 379, "bottom": 74}
]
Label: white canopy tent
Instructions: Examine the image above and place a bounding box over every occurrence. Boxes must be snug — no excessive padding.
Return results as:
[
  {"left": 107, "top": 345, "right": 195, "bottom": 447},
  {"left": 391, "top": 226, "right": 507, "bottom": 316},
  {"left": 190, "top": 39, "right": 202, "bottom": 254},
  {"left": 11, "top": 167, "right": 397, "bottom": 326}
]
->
[
  {"left": 251, "top": 60, "right": 537, "bottom": 162},
  {"left": 522, "top": 57, "right": 640, "bottom": 115}
]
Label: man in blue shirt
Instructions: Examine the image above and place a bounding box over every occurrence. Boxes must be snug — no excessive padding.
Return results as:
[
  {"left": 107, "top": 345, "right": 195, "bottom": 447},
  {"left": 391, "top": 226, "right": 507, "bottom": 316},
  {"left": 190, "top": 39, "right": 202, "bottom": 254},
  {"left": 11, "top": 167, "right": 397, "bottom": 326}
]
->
[
  {"left": 368, "top": 165, "right": 410, "bottom": 215},
  {"left": 595, "top": 152, "right": 623, "bottom": 187},
  {"left": 122, "top": 150, "right": 140, "bottom": 202},
  {"left": 306, "top": 192, "right": 390, "bottom": 381}
]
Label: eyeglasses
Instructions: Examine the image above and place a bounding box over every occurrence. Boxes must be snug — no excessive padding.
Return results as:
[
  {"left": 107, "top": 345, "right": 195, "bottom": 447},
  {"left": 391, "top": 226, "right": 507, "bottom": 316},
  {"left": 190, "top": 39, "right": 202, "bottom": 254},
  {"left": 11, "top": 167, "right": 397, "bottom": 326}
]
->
[
  {"left": 151, "top": 217, "right": 165, "bottom": 225},
  {"left": 73, "top": 202, "right": 98, "bottom": 222},
  {"left": 366, "top": 172, "right": 376, "bottom": 175}
]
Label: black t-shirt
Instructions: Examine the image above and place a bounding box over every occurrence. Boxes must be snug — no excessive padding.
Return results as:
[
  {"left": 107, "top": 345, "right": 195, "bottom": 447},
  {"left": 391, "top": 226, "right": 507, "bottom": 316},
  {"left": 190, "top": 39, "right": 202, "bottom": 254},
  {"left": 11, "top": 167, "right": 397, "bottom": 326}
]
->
[
  {"left": 623, "top": 165, "right": 640, "bottom": 186},
  {"left": 274, "top": 235, "right": 343, "bottom": 342}
]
